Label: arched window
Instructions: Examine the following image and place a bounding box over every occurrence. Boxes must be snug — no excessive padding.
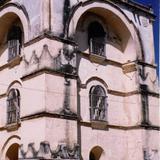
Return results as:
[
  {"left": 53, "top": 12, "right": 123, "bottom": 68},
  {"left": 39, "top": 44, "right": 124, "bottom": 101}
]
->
[
  {"left": 7, "top": 89, "right": 20, "bottom": 124},
  {"left": 89, "top": 85, "right": 107, "bottom": 121},
  {"left": 89, "top": 146, "right": 103, "bottom": 160},
  {"left": 88, "top": 21, "right": 106, "bottom": 56},
  {"left": 7, "top": 26, "right": 22, "bottom": 61},
  {"left": 6, "top": 143, "right": 19, "bottom": 160}
]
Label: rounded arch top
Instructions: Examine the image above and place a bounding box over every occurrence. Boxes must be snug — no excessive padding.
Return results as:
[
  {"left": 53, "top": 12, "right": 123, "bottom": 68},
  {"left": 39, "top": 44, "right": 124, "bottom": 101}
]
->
[
  {"left": 67, "top": 0, "right": 143, "bottom": 60},
  {"left": 0, "top": 3, "right": 30, "bottom": 43},
  {"left": 85, "top": 76, "right": 108, "bottom": 90},
  {"left": 0, "top": 135, "right": 20, "bottom": 160},
  {"left": 6, "top": 80, "right": 22, "bottom": 95},
  {"left": 89, "top": 146, "right": 104, "bottom": 160},
  {"left": 68, "top": 0, "right": 135, "bottom": 39}
]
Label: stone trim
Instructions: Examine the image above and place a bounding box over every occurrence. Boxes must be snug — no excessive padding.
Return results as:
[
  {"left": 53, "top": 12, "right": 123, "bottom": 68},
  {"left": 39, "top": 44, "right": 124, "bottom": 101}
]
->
[
  {"left": 80, "top": 51, "right": 122, "bottom": 68},
  {"left": 0, "top": 2, "right": 30, "bottom": 23},
  {"left": 0, "top": 122, "right": 21, "bottom": 131},
  {"left": 0, "top": 56, "right": 22, "bottom": 71},
  {"left": 91, "top": 120, "right": 108, "bottom": 130},
  {"left": 80, "top": 121, "right": 160, "bottom": 131},
  {"left": 108, "top": 89, "right": 139, "bottom": 97},
  {"left": 24, "top": 31, "right": 76, "bottom": 47},
  {"left": 137, "top": 60, "right": 157, "bottom": 69},
  {"left": 0, "top": 115, "right": 159, "bottom": 131},
  {"left": 5, "top": 122, "right": 21, "bottom": 132},
  {"left": 122, "top": 62, "right": 137, "bottom": 73},
  {"left": 21, "top": 68, "right": 78, "bottom": 81},
  {"left": 21, "top": 111, "right": 78, "bottom": 122},
  {"left": 0, "top": 93, "right": 6, "bottom": 99}
]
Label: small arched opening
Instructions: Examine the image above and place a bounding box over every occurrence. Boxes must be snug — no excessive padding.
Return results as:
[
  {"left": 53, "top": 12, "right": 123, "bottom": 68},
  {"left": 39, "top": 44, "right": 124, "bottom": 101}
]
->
[
  {"left": 7, "top": 88, "right": 20, "bottom": 124},
  {"left": 89, "top": 146, "right": 104, "bottom": 160},
  {"left": 89, "top": 85, "right": 107, "bottom": 121},
  {"left": 5, "top": 143, "right": 19, "bottom": 160},
  {"left": 0, "top": 12, "right": 24, "bottom": 62}
]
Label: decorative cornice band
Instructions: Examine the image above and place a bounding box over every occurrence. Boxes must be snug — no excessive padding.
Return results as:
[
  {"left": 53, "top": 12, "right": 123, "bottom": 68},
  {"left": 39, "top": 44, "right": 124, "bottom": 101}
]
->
[
  {"left": 24, "top": 31, "right": 77, "bottom": 47},
  {"left": 0, "top": 56, "right": 22, "bottom": 72},
  {"left": 21, "top": 111, "right": 78, "bottom": 122},
  {"left": 80, "top": 121, "right": 160, "bottom": 131},
  {"left": 21, "top": 68, "right": 78, "bottom": 81}
]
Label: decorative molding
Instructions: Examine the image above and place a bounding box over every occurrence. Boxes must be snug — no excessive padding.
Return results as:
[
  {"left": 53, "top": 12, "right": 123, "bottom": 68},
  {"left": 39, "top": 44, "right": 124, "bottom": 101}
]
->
[
  {"left": 122, "top": 62, "right": 137, "bottom": 73},
  {"left": 0, "top": 55, "right": 22, "bottom": 71},
  {"left": 20, "top": 111, "right": 78, "bottom": 122},
  {"left": 23, "top": 44, "right": 77, "bottom": 77},
  {"left": 80, "top": 121, "right": 160, "bottom": 131},
  {"left": 19, "top": 142, "right": 80, "bottom": 159},
  {"left": 89, "top": 54, "right": 106, "bottom": 64},
  {"left": 21, "top": 68, "right": 77, "bottom": 82},
  {"left": 6, "top": 122, "right": 21, "bottom": 132},
  {"left": 24, "top": 31, "right": 76, "bottom": 48},
  {"left": 91, "top": 121, "right": 108, "bottom": 130}
]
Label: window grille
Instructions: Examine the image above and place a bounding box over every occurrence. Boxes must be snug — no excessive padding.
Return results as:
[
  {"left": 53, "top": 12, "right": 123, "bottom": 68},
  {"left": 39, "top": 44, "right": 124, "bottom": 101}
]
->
[
  {"left": 8, "top": 40, "right": 20, "bottom": 61},
  {"left": 7, "top": 26, "right": 22, "bottom": 61},
  {"left": 89, "top": 85, "right": 107, "bottom": 121},
  {"left": 89, "top": 38, "right": 105, "bottom": 56},
  {"left": 88, "top": 21, "right": 106, "bottom": 57},
  {"left": 7, "top": 89, "right": 20, "bottom": 124}
]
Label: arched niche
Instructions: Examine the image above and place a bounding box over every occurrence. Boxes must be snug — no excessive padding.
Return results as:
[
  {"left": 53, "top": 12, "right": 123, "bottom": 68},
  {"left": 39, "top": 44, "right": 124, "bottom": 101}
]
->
[
  {"left": 0, "top": 13, "right": 24, "bottom": 58},
  {"left": 67, "top": 1, "right": 143, "bottom": 62},
  {"left": 0, "top": 4, "right": 30, "bottom": 43}
]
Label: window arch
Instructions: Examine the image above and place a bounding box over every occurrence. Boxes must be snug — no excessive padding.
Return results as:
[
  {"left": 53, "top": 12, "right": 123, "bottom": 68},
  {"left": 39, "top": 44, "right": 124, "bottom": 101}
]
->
[
  {"left": 89, "top": 85, "right": 107, "bottom": 121},
  {"left": 88, "top": 21, "right": 106, "bottom": 56},
  {"left": 7, "top": 25, "right": 22, "bottom": 61},
  {"left": 7, "top": 89, "right": 20, "bottom": 124},
  {"left": 6, "top": 143, "right": 19, "bottom": 160},
  {"left": 89, "top": 146, "right": 103, "bottom": 160}
]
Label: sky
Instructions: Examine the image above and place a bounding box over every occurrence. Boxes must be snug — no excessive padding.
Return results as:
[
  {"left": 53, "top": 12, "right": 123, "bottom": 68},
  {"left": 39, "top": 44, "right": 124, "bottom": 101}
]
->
[{"left": 134, "top": 0, "right": 159, "bottom": 75}]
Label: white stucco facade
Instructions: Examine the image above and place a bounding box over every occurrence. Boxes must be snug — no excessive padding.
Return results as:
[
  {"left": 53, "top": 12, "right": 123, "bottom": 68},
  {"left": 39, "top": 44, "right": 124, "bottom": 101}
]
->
[{"left": 0, "top": 0, "right": 159, "bottom": 160}]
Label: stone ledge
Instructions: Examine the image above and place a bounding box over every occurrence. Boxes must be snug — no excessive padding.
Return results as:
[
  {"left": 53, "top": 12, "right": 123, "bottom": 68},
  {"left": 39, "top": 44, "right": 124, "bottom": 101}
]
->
[
  {"left": 6, "top": 122, "right": 21, "bottom": 132},
  {"left": 89, "top": 54, "right": 106, "bottom": 64},
  {"left": 91, "top": 120, "right": 108, "bottom": 130},
  {"left": 0, "top": 55, "right": 22, "bottom": 71},
  {"left": 122, "top": 62, "right": 137, "bottom": 73}
]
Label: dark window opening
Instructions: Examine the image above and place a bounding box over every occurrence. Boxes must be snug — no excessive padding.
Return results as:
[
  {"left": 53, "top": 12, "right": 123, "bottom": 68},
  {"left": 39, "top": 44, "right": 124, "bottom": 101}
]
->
[
  {"left": 7, "top": 89, "right": 20, "bottom": 124},
  {"left": 88, "top": 21, "right": 106, "bottom": 56},
  {"left": 7, "top": 26, "right": 22, "bottom": 61},
  {"left": 89, "top": 85, "right": 107, "bottom": 121},
  {"left": 89, "top": 152, "right": 96, "bottom": 160},
  {"left": 140, "top": 84, "right": 149, "bottom": 125}
]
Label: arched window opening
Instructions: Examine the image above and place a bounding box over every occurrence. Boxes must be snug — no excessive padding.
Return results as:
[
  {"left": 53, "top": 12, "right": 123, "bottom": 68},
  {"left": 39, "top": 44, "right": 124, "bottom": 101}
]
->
[
  {"left": 89, "top": 146, "right": 103, "bottom": 160},
  {"left": 88, "top": 21, "right": 106, "bottom": 56},
  {"left": 7, "top": 89, "right": 20, "bottom": 124},
  {"left": 90, "top": 152, "right": 96, "bottom": 160},
  {"left": 6, "top": 143, "right": 19, "bottom": 160},
  {"left": 89, "top": 85, "right": 107, "bottom": 121},
  {"left": 7, "top": 26, "right": 22, "bottom": 61}
]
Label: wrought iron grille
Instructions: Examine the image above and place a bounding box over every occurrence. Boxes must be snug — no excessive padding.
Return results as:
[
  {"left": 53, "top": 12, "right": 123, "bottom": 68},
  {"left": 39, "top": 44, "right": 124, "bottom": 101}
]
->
[
  {"left": 89, "top": 38, "right": 105, "bottom": 57},
  {"left": 7, "top": 89, "right": 20, "bottom": 124},
  {"left": 89, "top": 86, "right": 107, "bottom": 121},
  {"left": 8, "top": 39, "right": 20, "bottom": 61}
]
